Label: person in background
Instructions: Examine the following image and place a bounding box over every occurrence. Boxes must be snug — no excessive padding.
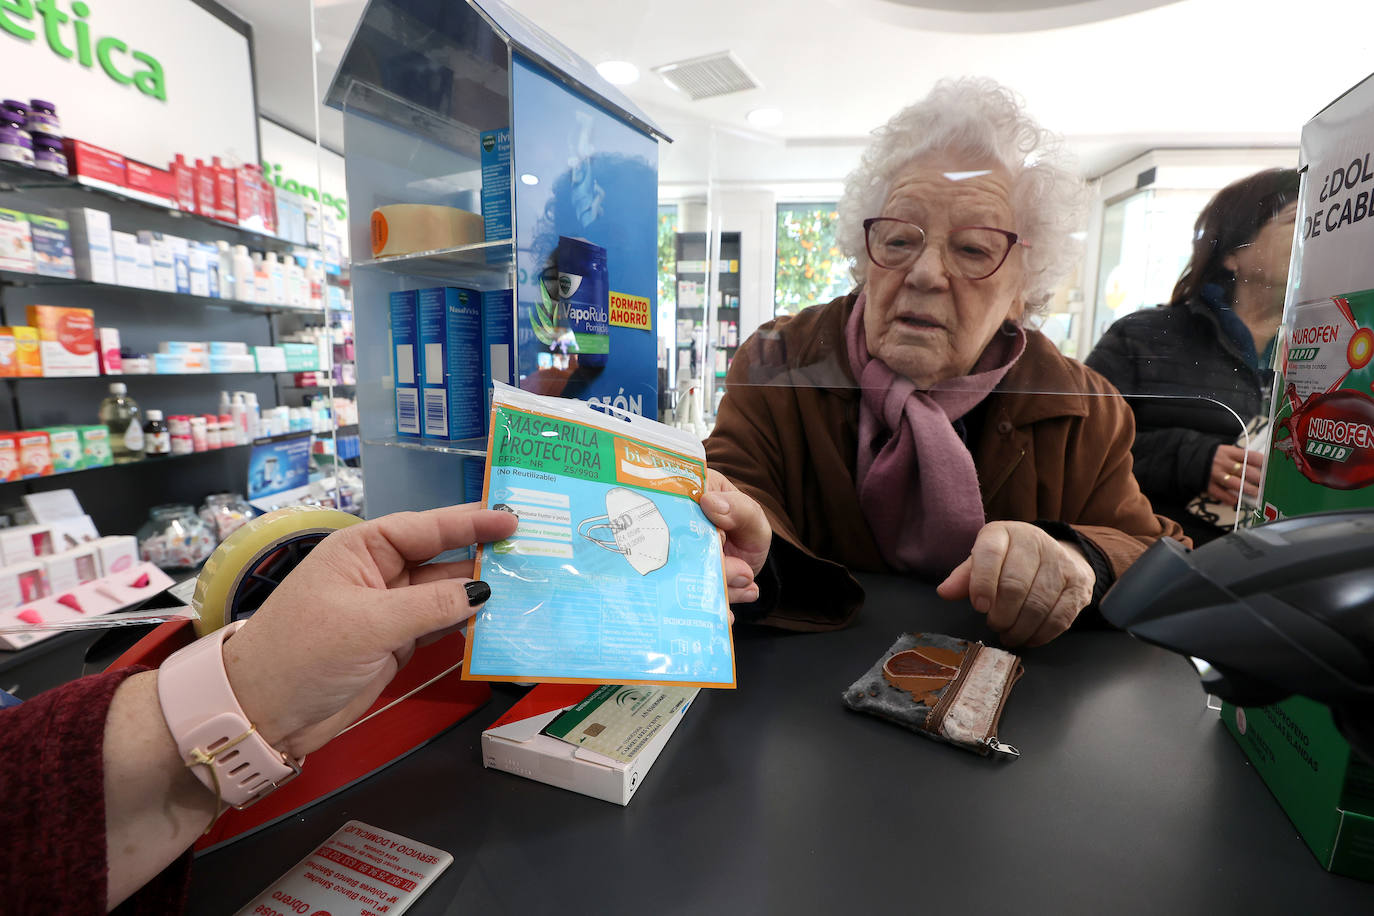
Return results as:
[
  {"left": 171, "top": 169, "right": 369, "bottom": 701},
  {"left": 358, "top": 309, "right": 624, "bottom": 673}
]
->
[
  {"left": 705, "top": 77, "right": 1185, "bottom": 647},
  {"left": 1086, "top": 168, "right": 1300, "bottom": 545}
]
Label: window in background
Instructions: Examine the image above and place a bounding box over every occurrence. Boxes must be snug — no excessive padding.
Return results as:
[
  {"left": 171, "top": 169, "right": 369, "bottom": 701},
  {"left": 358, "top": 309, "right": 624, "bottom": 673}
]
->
[
  {"left": 775, "top": 203, "right": 852, "bottom": 316},
  {"left": 657, "top": 204, "right": 679, "bottom": 372}
]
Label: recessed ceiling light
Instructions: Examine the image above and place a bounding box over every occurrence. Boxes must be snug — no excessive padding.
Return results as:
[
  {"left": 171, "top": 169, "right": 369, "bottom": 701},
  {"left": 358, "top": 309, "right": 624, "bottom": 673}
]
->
[
  {"left": 520, "top": 173, "right": 539, "bottom": 186},
  {"left": 746, "top": 107, "right": 783, "bottom": 128},
  {"left": 596, "top": 61, "right": 640, "bottom": 86}
]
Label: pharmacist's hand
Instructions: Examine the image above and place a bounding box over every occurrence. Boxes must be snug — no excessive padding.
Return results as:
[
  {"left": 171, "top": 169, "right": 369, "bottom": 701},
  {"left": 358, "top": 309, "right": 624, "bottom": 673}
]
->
[
  {"left": 702, "top": 469, "right": 771, "bottom": 605},
  {"left": 1206, "top": 444, "right": 1264, "bottom": 503},
  {"left": 936, "top": 521, "right": 1094, "bottom": 648},
  {"left": 221, "top": 504, "right": 517, "bottom": 760}
]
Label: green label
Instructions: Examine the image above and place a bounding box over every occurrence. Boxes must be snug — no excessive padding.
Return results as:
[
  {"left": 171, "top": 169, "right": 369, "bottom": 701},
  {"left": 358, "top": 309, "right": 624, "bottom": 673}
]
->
[
  {"left": 1289, "top": 346, "right": 1320, "bottom": 361},
  {"left": 0, "top": 1, "right": 167, "bottom": 101},
  {"left": 490, "top": 405, "right": 615, "bottom": 484},
  {"left": 260, "top": 159, "right": 347, "bottom": 221},
  {"left": 1304, "top": 440, "right": 1352, "bottom": 461}
]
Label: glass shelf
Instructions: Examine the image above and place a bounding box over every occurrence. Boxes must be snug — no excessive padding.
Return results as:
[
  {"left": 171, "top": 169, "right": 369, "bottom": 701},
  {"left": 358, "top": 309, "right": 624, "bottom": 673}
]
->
[
  {"left": 354, "top": 240, "right": 515, "bottom": 287},
  {"left": 0, "top": 160, "right": 314, "bottom": 253},
  {"left": 0, "top": 269, "right": 327, "bottom": 315},
  {"left": 363, "top": 434, "right": 487, "bottom": 457}
]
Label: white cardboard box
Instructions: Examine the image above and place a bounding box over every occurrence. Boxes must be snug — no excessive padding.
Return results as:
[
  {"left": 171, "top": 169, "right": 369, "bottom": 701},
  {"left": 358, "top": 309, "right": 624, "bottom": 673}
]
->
[
  {"left": 481, "top": 684, "right": 696, "bottom": 805},
  {"left": 66, "top": 207, "right": 115, "bottom": 284}
]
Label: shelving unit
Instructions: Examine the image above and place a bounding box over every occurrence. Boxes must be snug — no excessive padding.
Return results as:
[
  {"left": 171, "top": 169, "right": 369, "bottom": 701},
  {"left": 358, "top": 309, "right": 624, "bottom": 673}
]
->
[
  {"left": 673, "top": 231, "right": 741, "bottom": 412},
  {"left": 0, "top": 162, "right": 351, "bottom": 535}
]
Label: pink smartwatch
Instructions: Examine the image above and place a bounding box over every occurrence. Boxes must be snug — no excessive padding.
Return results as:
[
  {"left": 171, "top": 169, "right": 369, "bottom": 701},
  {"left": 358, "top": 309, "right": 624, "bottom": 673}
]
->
[{"left": 157, "top": 620, "right": 301, "bottom": 808}]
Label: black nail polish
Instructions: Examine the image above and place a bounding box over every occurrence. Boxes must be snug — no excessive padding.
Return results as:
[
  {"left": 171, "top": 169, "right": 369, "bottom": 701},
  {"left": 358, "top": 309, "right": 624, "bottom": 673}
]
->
[{"left": 465, "top": 580, "right": 491, "bottom": 605}]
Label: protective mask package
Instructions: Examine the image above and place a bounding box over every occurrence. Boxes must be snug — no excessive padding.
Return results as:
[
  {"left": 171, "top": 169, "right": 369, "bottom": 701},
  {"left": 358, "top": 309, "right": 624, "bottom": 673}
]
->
[{"left": 464, "top": 382, "right": 736, "bottom": 688}]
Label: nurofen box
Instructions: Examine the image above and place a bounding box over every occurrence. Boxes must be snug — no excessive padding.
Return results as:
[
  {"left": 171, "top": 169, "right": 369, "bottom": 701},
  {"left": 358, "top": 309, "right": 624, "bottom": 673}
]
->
[
  {"left": 0, "top": 433, "right": 18, "bottom": 482},
  {"left": 27, "top": 214, "right": 75, "bottom": 279},
  {"left": 16, "top": 431, "right": 53, "bottom": 479},
  {"left": 418, "top": 286, "right": 482, "bottom": 440},
  {"left": 3, "top": 326, "right": 41, "bottom": 377},
  {"left": 27, "top": 305, "right": 99, "bottom": 377},
  {"left": 77, "top": 425, "right": 112, "bottom": 467},
  {"left": 39, "top": 427, "right": 83, "bottom": 472},
  {"left": 0, "top": 208, "right": 35, "bottom": 273},
  {"left": 390, "top": 289, "right": 421, "bottom": 437}
]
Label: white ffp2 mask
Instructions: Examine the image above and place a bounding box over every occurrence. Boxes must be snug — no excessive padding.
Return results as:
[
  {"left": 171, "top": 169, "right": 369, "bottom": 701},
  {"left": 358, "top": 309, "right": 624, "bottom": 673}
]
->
[{"left": 577, "top": 487, "right": 671, "bottom": 575}]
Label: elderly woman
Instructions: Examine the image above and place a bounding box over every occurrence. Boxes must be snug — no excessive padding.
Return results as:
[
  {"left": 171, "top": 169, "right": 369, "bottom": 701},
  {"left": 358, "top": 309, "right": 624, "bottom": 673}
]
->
[{"left": 703, "top": 78, "right": 1185, "bottom": 647}]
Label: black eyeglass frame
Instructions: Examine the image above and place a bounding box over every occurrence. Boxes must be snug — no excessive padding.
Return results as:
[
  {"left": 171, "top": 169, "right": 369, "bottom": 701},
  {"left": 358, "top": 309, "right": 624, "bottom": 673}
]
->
[{"left": 862, "top": 217, "right": 1029, "bottom": 281}]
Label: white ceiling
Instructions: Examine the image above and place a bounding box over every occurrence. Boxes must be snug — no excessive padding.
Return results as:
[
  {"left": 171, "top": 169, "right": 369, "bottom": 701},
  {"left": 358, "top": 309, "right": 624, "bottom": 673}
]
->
[{"left": 225, "top": 0, "right": 1372, "bottom": 188}]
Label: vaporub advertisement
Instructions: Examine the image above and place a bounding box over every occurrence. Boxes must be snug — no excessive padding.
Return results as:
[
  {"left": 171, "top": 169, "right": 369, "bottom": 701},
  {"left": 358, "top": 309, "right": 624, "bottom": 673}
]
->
[
  {"left": 511, "top": 54, "right": 659, "bottom": 418},
  {"left": 465, "top": 385, "right": 735, "bottom": 688},
  {"left": 1261, "top": 74, "right": 1374, "bottom": 521}
]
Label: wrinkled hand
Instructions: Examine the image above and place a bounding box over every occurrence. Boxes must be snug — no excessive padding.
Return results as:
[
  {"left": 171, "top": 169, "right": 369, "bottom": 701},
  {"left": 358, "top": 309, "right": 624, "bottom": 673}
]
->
[
  {"left": 701, "top": 469, "right": 771, "bottom": 605},
  {"left": 223, "top": 504, "right": 517, "bottom": 759},
  {"left": 1206, "top": 444, "right": 1264, "bottom": 504},
  {"left": 936, "top": 520, "right": 1094, "bottom": 647}
]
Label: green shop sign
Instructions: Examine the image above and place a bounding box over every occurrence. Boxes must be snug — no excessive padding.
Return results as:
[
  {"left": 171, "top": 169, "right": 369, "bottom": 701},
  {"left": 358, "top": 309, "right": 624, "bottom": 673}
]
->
[
  {"left": 0, "top": 0, "right": 167, "bottom": 101},
  {"left": 262, "top": 159, "right": 347, "bottom": 222}
]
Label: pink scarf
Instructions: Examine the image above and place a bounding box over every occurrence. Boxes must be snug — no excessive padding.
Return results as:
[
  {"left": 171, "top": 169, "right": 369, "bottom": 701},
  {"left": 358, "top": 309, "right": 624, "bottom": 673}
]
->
[{"left": 845, "top": 292, "right": 1026, "bottom": 576}]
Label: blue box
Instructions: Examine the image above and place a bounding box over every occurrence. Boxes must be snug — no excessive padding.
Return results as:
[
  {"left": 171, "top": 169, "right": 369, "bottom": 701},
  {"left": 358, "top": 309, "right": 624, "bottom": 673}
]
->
[
  {"left": 27, "top": 214, "right": 76, "bottom": 279},
  {"left": 418, "top": 287, "right": 483, "bottom": 440},
  {"left": 480, "top": 128, "right": 512, "bottom": 241},
  {"left": 482, "top": 288, "right": 515, "bottom": 394},
  {"left": 389, "top": 290, "right": 421, "bottom": 438}
]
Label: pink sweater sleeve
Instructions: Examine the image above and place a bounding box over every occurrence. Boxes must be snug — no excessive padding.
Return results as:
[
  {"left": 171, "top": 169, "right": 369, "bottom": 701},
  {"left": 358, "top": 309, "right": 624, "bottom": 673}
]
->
[{"left": 0, "top": 666, "right": 193, "bottom": 915}]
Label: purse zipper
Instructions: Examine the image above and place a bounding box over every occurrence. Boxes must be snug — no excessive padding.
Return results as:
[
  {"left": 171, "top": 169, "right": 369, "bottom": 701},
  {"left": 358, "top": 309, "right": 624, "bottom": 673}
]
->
[
  {"left": 982, "top": 737, "right": 1021, "bottom": 759},
  {"left": 925, "top": 641, "right": 982, "bottom": 734}
]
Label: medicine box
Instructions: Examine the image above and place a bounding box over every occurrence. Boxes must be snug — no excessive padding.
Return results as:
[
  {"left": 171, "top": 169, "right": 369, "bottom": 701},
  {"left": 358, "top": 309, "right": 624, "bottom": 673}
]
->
[
  {"left": 111, "top": 230, "right": 140, "bottom": 287},
  {"left": 137, "top": 231, "right": 176, "bottom": 292},
  {"left": 188, "top": 244, "right": 210, "bottom": 296},
  {"left": 390, "top": 290, "right": 421, "bottom": 437},
  {"left": 39, "top": 427, "right": 83, "bottom": 472},
  {"left": 209, "top": 341, "right": 249, "bottom": 356},
  {"left": 1223, "top": 697, "right": 1374, "bottom": 880},
  {"left": 63, "top": 139, "right": 127, "bottom": 190},
  {"left": 0, "top": 208, "right": 35, "bottom": 273},
  {"left": 3, "top": 326, "right": 41, "bottom": 378},
  {"left": 281, "top": 342, "right": 319, "bottom": 372},
  {"left": 16, "top": 432, "right": 53, "bottom": 478},
  {"left": 0, "top": 329, "right": 14, "bottom": 378},
  {"left": 209, "top": 354, "right": 256, "bottom": 373},
  {"left": 97, "top": 328, "right": 122, "bottom": 374},
  {"left": 483, "top": 288, "right": 516, "bottom": 393},
  {"left": 27, "top": 214, "right": 76, "bottom": 279},
  {"left": 168, "top": 236, "right": 191, "bottom": 294},
  {"left": 0, "top": 433, "right": 18, "bottom": 481},
  {"left": 479, "top": 128, "right": 512, "bottom": 241},
  {"left": 123, "top": 160, "right": 175, "bottom": 206},
  {"left": 27, "top": 305, "right": 99, "bottom": 376},
  {"left": 65, "top": 207, "right": 115, "bottom": 284},
  {"left": 253, "top": 346, "right": 287, "bottom": 373},
  {"left": 134, "top": 240, "right": 155, "bottom": 289},
  {"left": 78, "top": 425, "right": 112, "bottom": 467},
  {"left": 482, "top": 683, "right": 695, "bottom": 806},
  {"left": 418, "top": 286, "right": 481, "bottom": 440}
]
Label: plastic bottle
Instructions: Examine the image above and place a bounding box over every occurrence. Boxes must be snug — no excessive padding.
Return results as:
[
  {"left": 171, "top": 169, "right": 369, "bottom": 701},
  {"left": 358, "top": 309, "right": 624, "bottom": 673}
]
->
[
  {"left": 306, "top": 260, "right": 324, "bottom": 310},
  {"left": 203, "top": 413, "right": 222, "bottom": 450},
  {"left": 216, "top": 241, "right": 235, "bottom": 299},
  {"left": 266, "top": 252, "right": 286, "bottom": 304},
  {"left": 142, "top": 409, "right": 170, "bottom": 456},
  {"left": 99, "top": 382, "right": 144, "bottom": 463},
  {"left": 244, "top": 392, "right": 261, "bottom": 440},
  {"left": 218, "top": 412, "right": 234, "bottom": 447},
  {"left": 230, "top": 393, "right": 246, "bottom": 444},
  {"left": 252, "top": 252, "right": 270, "bottom": 304},
  {"left": 231, "top": 245, "right": 254, "bottom": 302}
]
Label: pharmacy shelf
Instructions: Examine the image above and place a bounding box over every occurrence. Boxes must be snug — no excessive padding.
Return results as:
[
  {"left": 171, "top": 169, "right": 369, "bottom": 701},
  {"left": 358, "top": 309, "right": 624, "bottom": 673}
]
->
[
  {"left": 0, "top": 160, "right": 314, "bottom": 254},
  {"left": 355, "top": 240, "right": 515, "bottom": 287},
  {"left": 362, "top": 434, "right": 486, "bottom": 458},
  {"left": 0, "top": 269, "right": 328, "bottom": 316},
  {"left": 4, "top": 371, "right": 300, "bottom": 382}
]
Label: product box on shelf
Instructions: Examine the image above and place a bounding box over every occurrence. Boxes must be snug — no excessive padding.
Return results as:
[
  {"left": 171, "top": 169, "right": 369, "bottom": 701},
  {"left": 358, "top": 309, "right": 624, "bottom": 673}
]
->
[
  {"left": 0, "top": 559, "right": 49, "bottom": 622},
  {"left": 209, "top": 354, "right": 255, "bottom": 373},
  {"left": 16, "top": 431, "right": 53, "bottom": 478},
  {"left": 39, "top": 427, "right": 83, "bottom": 472},
  {"left": 93, "top": 535, "right": 138, "bottom": 575},
  {"left": 0, "top": 523, "right": 54, "bottom": 565},
  {"left": 213, "top": 157, "right": 238, "bottom": 223},
  {"left": 124, "top": 160, "right": 176, "bottom": 206},
  {"left": 253, "top": 346, "right": 287, "bottom": 373},
  {"left": 281, "top": 342, "right": 318, "bottom": 372},
  {"left": 154, "top": 353, "right": 199, "bottom": 374},
  {"left": 66, "top": 207, "right": 115, "bottom": 284},
  {"left": 27, "top": 214, "right": 75, "bottom": 279},
  {"left": 188, "top": 243, "right": 210, "bottom": 296},
  {"left": 97, "top": 328, "right": 121, "bottom": 374},
  {"left": 484, "top": 288, "right": 516, "bottom": 392},
  {"left": 0, "top": 433, "right": 18, "bottom": 481},
  {"left": 77, "top": 425, "right": 112, "bottom": 467},
  {"left": 0, "top": 208, "right": 35, "bottom": 273},
  {"left": 168, "top": 236, "right": 191, "bottom": 294},
  {"left": 0, "top": 329, "right": 14, "bottom": 378},
  {"left": 480, "top": 127, "right": 512, "bottom": 241},
  {"left": 42, "top": 513, "right": 100, "bottom": 551},
  {"left": 134, "top": 242, "right": 155, "bottom": 290},
  {"left": 389, "top": 289, "right": 421, "bottom": 437},
  {"left": 111, "top": 230, "right": 140, "bottom": 287},
  {"left": 3, "top": 327, "right": 42, "bottom": 377},
  {"left": 274, "top": 186, "right": 309, "bottom": 245},
  {"left": 0, "top": 561, "right": 173, "bottom": 650},
  {"left": 418, "top": 286, "right": 481, "bottom": 440},
  {"left": 194, "top": 159, "right": 215, "bottom": 219},
  {"left": 209, "top": 341, "right": 249, "bottom": 356},
  {"left": 170, "top": 154, "right": 196, "bottom": 212},
  {"left": 62, "top": 139, "right": 126, "bottom": 191},
  {"left": 137, "top": 231, "right": 177, "bottom": 292},
  {"left": 42, "top": 551, "right": 86, "bottom": 592},
  {"left": 27, "top": 305, "right": 99, "bottom": 377}
]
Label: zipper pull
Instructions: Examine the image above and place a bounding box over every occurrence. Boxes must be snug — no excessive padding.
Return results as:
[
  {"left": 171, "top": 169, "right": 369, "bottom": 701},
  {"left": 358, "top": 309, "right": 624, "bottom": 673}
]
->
[{"left": 984, "top": 736, "right": 1020, "bottom": 759}]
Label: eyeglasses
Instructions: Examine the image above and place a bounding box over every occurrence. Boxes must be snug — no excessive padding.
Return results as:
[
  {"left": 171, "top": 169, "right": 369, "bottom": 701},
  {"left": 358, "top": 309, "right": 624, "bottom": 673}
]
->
[{"left": 863, "top": 217, "right": 1028, "bottom": 281}]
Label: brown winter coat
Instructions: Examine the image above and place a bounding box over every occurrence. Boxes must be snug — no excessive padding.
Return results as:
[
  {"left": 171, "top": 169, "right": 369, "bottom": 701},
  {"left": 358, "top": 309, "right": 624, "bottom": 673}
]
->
[{"left": 704, "top": 292, "right": 1187, "bottom": 631}]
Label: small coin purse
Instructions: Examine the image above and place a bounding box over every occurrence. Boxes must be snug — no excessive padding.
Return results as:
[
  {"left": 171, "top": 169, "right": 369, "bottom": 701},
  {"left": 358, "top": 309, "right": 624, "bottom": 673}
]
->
[{"left": 842, "top": 632, "right": 1024, "bottom": 758}]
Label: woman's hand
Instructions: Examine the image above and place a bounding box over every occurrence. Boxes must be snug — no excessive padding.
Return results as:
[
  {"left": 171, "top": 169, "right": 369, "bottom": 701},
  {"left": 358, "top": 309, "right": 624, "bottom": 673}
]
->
[
  {"left": 1206, "top": 444, "right": 1264, "bottom": 504},
  {"left": 701, "top": 469, "right": 772, "bottom": 604},
  {"left": 936, "top": 520, "right": 1095, "bottom": 647},
  {"left": 222, "top": 504, "right": 518, "bottom": 759}
]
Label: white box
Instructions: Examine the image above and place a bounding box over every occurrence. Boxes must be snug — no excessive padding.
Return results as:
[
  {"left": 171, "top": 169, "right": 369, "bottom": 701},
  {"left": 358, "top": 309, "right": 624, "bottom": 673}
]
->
[
  {"left": 0, "top": 559, "right": 47, "bottom": 610},
  {"left": 138, "top": 231, "right": 176, "bottom": 292},
  {"left": 45, "top": 514, "right": 100, "bottom": 552},
  {"left": 134, "top": 241, "right": 155, "bottom": 289},
  {"left": 0, "top": 208, "right": 35, "bottom": 273},
  {"left": 41, "top": 552, "right": 83, "bottom": 593},
  {"left": 93, "top": 535, "right": 138, "bottom": 576},
  {"left": 168, "top": 235, "right": 190, "bottom": 293},
  {"left": 111, "top": 230, "right": 140, "bottom": 286},
  {"left": 253, "top": 345, "right": 287, "bottom": 372},
  {"left": 208, "top": 340, "right": 249, "bottom": 356},
  {"left": 159, "top": 341, "right": 208, "bottom": 356},
  {"left": 0, "top": 524, "right": 54, "bottom": 566},
  {"left": 481, "top": 684, "right": 696, "bottom": 805},
  {"left": 66, "top": 207, "right": 115, "bottom": 284},
  {"left": 188, "top": 243, "right": 209, "bottom": 296}
]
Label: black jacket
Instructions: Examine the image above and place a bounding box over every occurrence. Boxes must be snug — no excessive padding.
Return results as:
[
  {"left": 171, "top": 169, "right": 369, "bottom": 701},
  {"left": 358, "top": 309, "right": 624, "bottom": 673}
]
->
[{"left": 1085, "top": 296, "right": 1268, "bottom": 542}]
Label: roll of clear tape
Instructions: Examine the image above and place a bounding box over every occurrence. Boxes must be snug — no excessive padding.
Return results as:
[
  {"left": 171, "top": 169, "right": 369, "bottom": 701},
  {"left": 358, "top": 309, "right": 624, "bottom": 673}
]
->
[{"left": 191, "top": 506, "right": 360, "bottom": 636}]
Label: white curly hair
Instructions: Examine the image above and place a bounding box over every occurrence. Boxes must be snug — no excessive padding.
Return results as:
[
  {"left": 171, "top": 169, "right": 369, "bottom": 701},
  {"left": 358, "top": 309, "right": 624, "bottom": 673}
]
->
[{"left": 835, "top": 77, "right": 1088, "bottom": 313}]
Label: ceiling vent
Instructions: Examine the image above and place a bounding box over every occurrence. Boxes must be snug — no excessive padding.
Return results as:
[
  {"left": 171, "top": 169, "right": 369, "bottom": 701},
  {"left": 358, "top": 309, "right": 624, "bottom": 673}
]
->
[{"left": 653, "top": 51, "right": 759, "bottom": 101}]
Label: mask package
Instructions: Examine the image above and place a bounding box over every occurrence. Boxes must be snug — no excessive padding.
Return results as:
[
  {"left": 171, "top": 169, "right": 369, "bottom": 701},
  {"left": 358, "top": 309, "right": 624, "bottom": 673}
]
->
[{"left": 465, "top": 382, "right": 736, "bottom": 688}]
